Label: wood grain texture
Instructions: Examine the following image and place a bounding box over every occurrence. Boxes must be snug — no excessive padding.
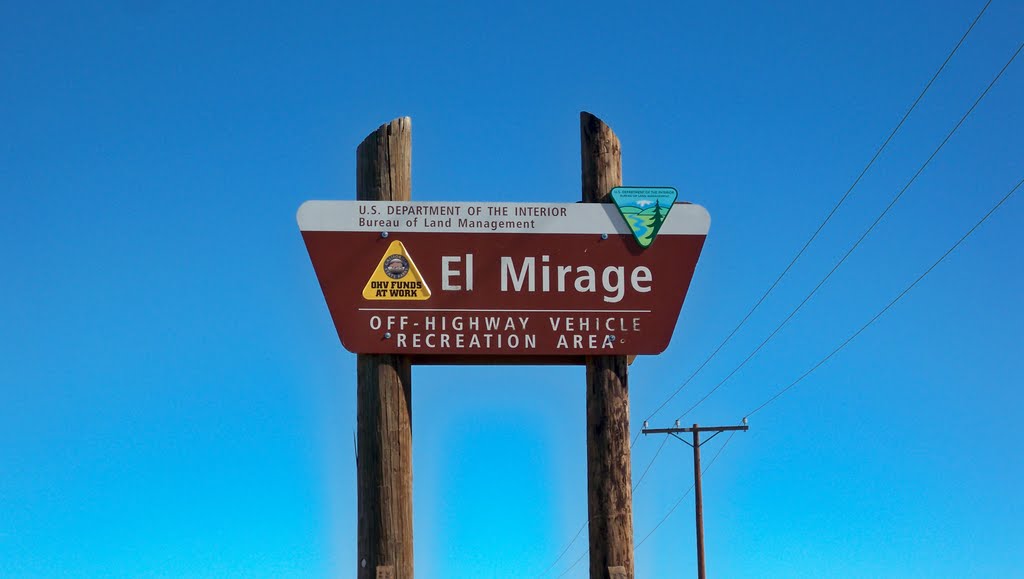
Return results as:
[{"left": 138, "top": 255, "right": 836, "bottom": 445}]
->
[
  {"left": 356, "top": 117, "right": 414, "bottom": 579},
  {"left": 581, "top": 111, "right": 634, "bottom": 579}
]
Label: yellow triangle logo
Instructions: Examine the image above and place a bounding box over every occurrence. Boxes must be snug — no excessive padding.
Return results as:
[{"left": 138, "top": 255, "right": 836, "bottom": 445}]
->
[{"left": 362, "top": 240, "right": 431, "bottom": 301}]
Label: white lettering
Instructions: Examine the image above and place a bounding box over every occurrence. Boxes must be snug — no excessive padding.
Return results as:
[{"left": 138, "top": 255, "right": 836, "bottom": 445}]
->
[
  {"left": 441, "top": 256, "right": 462, "bottom": 290},
  {"left": 632, "top": 266, "right": 652, "bottom": 293},
  {"left": 498, "top": 257, "right": 654, "bottom": 302},
  {"left": 602, "top": 266, "right": 624, "bottom": 303},
  {"left": 501, "top": 257, "right": 535, "bottom": 291},
  {"left": 575, "top": 266, "right": 596, "bottom": 292}
]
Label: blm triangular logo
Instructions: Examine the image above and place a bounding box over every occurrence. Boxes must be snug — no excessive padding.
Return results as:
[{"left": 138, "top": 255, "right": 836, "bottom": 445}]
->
[
  {"left": 362, "top": 240, "right": 431, "bottom": 300},
  {"left": 610, "top": 186, "right": 678, "bottom": 248}
]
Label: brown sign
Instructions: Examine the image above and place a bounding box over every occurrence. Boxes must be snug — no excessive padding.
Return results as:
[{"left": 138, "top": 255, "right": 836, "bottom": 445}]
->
[{"left": 298, "top": 200, "right": 709, "bottom": 364}]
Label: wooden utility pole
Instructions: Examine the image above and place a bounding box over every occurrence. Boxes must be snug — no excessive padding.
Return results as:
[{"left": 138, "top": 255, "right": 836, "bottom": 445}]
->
[
  {"left": 355, "top": 117, "right": 414, "bottom": 579},
  {"left": 642, "top": 421, "right": 749, "bottom": 579},
  {"left": 581, "top": 111, "right": 634, "bottom": 579},
  {"left": 692, "top": 426, "right": 705, "bottom": 579}
]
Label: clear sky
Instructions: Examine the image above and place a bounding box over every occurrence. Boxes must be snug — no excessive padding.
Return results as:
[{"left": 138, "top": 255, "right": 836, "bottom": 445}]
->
[{"left": 2, "top": 1, "right": 1021, "bottom": 577}]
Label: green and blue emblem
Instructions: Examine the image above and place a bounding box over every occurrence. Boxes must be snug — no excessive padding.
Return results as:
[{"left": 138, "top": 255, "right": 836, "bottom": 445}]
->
[{"left": 610, "top": 186, "right": 678, "bottom": 248}]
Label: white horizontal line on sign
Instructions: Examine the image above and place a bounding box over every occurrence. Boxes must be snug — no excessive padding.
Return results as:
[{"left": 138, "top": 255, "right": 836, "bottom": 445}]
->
[
  {"left": 297, "top": 200, "right": 710, "bottom": 235},
  {"left": 357, "top": 308, "right": 654, "bottom": 314}
]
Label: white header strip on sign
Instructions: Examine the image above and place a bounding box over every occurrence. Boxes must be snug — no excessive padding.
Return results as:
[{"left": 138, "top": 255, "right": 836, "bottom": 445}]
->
[{"left": 297, "top": 201, "right": 710, "bottom": 235}]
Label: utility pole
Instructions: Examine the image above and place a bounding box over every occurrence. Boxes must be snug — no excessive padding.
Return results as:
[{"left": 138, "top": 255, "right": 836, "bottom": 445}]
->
[
  {"left": 581, "top": 112, "right": 635, "bottom": 579},
  {"left": 642, "top": 420, "right": 748, "bottom": 579}
]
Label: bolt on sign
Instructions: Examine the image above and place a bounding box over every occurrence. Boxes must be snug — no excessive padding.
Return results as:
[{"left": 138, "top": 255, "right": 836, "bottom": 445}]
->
[{"left": 297, "top": 197, "right": 710, "bottom": 364}]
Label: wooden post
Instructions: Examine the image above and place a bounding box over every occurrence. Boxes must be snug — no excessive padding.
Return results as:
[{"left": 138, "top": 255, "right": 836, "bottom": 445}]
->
[
  {"left": 355, "top": 117, "right": 414, "bottom": 579},
  {"left": 581, "top": 111, "right": 634, "bottom": 579}
]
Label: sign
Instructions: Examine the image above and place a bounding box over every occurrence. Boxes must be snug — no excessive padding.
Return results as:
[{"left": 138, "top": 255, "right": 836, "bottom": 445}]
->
[
  {"left": 362, "top": 240, "right": 431, "bottom": 300},
  {"left": 611, "top": 186, "right": 678, "bottom": 248},
  {"left": 298, "top": 200, "right": 710, "bottom": 364}
]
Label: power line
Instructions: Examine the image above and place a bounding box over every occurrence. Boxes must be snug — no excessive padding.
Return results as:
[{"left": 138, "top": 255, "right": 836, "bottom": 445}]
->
[
  {"left": 537, "top": 429, "right": 646, "bottom": 577},
  {"left": 557, "top": 432, "right": 738, "bottom": 577},
  {"left": 623, "top": 167, "right": 1016, "bottom": 569},
  {"left": 541, "top": 7, "right": 1004, "bottom": 576},
  {"left": 635, "top": 41, "right": 1020, "bottom": 567},
  {"left": 540, "top": 519, "right": 588, "bottom": 578},
  {"left": 632, "top": 434, "right": 670, "bottom": 494},
  {"left": 641, "top": 0, "right": 994, "bottom": 423},
  {"left": 641, "top": 423, "right": 749, "bottom": 579},
  {"left": 629, "top": 429, "right": 641, "bottom": 449},
  {"left": 630, "top": 168, "right": 1018, "bottom": 562},
  {"left": 555, "top": 546, "right": 589, "bottom": 578},
  {"left": 744, "top": 175, "right": 1023, "bottom": 418},
  {"left": 634, "top": 431, "right": 738, "bottom": 551},
  {"left": 673, "top": 40, "right": 1023, "bottom": 424}
]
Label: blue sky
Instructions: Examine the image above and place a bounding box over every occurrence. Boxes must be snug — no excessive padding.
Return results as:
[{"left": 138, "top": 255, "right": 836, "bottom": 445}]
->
[{"left": 2, "top": 1, "right": 1021, "bottom": 577}]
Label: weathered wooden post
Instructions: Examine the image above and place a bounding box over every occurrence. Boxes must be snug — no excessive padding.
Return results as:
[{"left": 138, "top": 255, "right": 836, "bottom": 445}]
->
[
  {"left": 581, "top": 112, "right": 634, "bottom": 579},
  {"left": 355, "top": 117, "right": 414, "bottom": 579}
]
